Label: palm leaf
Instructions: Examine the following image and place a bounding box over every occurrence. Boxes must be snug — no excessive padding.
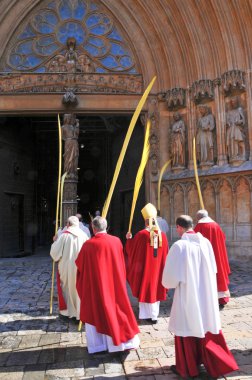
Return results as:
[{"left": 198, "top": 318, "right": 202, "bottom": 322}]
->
[
  {"left": 102, "top": 76, "right": 156, "bottom": 218},
  {"left": 157, "top": 159, "right": 171, "bottom": 211},
  {"left": 128, "top": 119, "right": 151, "bottom": 233}
]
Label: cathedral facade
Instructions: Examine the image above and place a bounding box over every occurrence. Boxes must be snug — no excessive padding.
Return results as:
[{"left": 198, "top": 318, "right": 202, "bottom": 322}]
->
[{"left": 0, "top": 0, "right": 251, "bottom": 259}]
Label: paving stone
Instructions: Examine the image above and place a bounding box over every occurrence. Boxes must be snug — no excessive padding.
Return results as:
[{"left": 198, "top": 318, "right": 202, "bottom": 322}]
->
[
  {"left": 123, "top": 359, "right": 163, "bottom": 375},
  {"left": 22, "top": 364, "right": 46, "bottom": 380},
  {"left": 0, "top": 255, "right": 252, "bottom": 379},
  {"left": 0, "top": 366, "right": 24, "bottom": 380},
  {"left": 46, "top": 359, "right": 85, "bottom": 377}
]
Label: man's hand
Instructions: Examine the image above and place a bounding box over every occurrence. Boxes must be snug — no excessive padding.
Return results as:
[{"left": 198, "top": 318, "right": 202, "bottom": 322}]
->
[{"left": 126, "top": 232, "right": 132, "bottom": 239}]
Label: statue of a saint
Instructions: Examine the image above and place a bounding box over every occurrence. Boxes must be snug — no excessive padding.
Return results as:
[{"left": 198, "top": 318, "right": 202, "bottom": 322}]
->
[
  {"left": 196, "top": 105, "right": 215, "bottom": 164},
  {"left": 62, "top": 114, "right": 79, "bottom": 176},
  {"left": 171, "top": 112, "right": 185, "bottom": 167},
  {"left": 226, "top": 97, "right": 245, "bottom": 160}
]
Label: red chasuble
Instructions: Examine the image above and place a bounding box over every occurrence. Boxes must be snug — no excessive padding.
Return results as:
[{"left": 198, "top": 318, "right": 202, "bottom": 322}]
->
[
  {"left": 194, "top": 222, "right": 231, "bottom": 292},
  {"left": 125, "top": 229, "right": 168, "bottom": 303},
  {"left": 76, "top": 233, "right": 139, "bottom": 346}
]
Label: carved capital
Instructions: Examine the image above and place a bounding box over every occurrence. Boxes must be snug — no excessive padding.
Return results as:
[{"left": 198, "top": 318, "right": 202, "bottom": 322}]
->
[
  {"left": 221, "top": 70, "right": 246, "bottom": 93},
  {"left": 62, "top": 88, "right": 78, "bottom": 106},
  {"left": 190, "top": 79, "right": 214, "bottom": 103}
]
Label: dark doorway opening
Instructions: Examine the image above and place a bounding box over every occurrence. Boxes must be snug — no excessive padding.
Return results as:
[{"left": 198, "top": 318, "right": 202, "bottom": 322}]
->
[{"left": 0, "top": 114, "right": 145, "bottom": 257}]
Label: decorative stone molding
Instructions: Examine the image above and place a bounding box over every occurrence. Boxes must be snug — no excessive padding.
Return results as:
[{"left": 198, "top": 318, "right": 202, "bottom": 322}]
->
[
  {"left": 165, "top": 87, "right": 186, "bottom": 110},
  {"left": 190, "top": 79, "right": 214, "bottom": 102},
  {"left": 0, "top": 73, "right": 143, "bottom": 94},
  {"left": 221, "top": 70, "right": 246, "bottom": 93}
]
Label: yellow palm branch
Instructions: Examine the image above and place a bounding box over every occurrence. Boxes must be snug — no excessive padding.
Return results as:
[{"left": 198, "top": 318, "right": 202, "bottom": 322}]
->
[
  {"left": 193, "top": 137, "right": 205, "bottom": 209},
  {"left": 102, "top": 76, "right": 156, "bottom": 218},
  {"left": 128, "top": 119, "right": 151, "bottom": 233},
  {"left": 157, "top": 159, "right": 171, "bottom": 212},
  {"left": 50, "top": 113, "right": 62, "bottom": 315}
]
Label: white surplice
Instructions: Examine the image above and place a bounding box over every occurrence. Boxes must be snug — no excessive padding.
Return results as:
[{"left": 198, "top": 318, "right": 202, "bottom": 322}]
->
[
  {"left": 162, "top": 232, "right": 221, "bottom": 338},
  {"left": 50, "top": 226, "right": 89, "bottom": 319}
]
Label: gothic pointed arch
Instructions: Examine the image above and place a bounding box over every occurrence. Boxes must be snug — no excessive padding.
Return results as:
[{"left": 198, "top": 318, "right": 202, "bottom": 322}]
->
[{"left": 0, "top": 0, "right": 139, "bottom": 74}]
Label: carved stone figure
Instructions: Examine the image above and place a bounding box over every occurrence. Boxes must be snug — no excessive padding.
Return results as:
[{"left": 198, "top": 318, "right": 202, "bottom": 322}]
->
[
  {"left": 196, "top": 105, "right": 215, "bottom": 164},
  {"left": 62, "top": 114, "right": 79, "bottom": 177},
  {"left": 65, "top": 37, "right": 78, "bottom": 73},
  {"left": 171, "top": 112, "right": 185, "bottom": 167},
  {"left": 226, "top": 97, "right": 245, "bottom": 160}
]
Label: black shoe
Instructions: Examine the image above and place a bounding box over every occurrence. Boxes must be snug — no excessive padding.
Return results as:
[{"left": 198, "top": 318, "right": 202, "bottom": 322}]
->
[
  {"left": 219, "top": 304, "right": 225, "bottom": 310},
  {"left": 170, "top": 365, "right": 179, "bottom": 375}
]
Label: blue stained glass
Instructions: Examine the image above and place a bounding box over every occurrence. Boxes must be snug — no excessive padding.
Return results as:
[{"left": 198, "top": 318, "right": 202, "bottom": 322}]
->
[
  {"left": 10, "top": 54, "right": 22, "bottom": 66},
  {"left": 59, "top": 2, "right": 72, "bottom": 20},
  {"left": 16, "top": 41, "right": 33, "bottom": 54},
  {"left": 45, "top": 13, "right": 58, "bottom": 25},
  {"left": 18, "top": 25, "right": 36, "bottom": 40},
  {"left": 58, "top": 22, "right": 85, "bottom": 45},
  {"left": 96, "top": 67, "right": 106, "bottom": 73},
  {"left": 27, "top": 55, "right": 43, "bottom": 66},
  {"left": 86, "top": 14, "right": 100, "bottom": 27},
  {"left": 88, "top": 37, "right": 105, "bottom": 47},
  {"left": 4, "top": 0, "right": 138, "bottom": 73},
  {"left": 101, "top": 56, "right": 118, "bottom": 68},
  {"left": 90, "top": 24, "right": 108, "bottom": 35},
  {"left": 73, "top": 3, "right": 86, "bottom": 20},
  {"left": 37, "top": 36, "right": 55, "bottom": 46},
  {"left": 107, "top": 28, "right": 122, "bottom": 41},
  {"left": 110, "top": 43, "right": 126, "bottom": 55},
  {"left": 35, "top": 67, "right": 46, "bottom": 72},
  {"left": 120, "top": 56, "right": 133, "bottom": 67},
  {"left": 129, "top": 68, "right": 137, "bottom": 73},
  {"left": 85, "top": 44, "right": 100, "bottom": 57}
]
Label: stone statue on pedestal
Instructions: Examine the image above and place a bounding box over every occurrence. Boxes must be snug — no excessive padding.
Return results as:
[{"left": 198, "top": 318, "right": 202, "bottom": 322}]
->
[
  {"left": 171, "top": 112, "right": 185, "bottom": 167},
  {"left": 62, "top": 113, "right": 79, "bottom": 178},
  {"left": 196, "top": 105, "right": 215, "bottom": 165},
  {"left": 226, "top": 97, "right": 245, "bottom": 162}
]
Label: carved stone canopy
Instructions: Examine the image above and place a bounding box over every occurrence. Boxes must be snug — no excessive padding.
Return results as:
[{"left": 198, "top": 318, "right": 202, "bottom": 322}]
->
[
  {"left": 191, "top": 79, "right": 214, "bottom": 103},
  {"left": 221, "top": 70, "right": 246, "bottom": 93},
  {"left": 62, "top": 88, "right": 78, "bottom": 106},
  {"left": 165, "top": 88, "right": 186, "bottom": 110}
]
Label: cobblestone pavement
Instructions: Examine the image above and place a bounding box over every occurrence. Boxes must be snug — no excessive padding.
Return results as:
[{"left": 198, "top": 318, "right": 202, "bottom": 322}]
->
[{"left": 0, "top": 250, "right": 252, "bottom": 380}]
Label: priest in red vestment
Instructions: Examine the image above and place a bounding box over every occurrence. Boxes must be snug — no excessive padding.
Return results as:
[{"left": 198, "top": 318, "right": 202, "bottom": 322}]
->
[
  {"left": 125, "top": 203, "right": 169, "bottom": 323},
  {"left": 162, "top": 215, "right": 238, "bottom": 379},
  {"left": 76, "top": 216, "right": 140, "bottom": 354},
  {"left": 194, "top": 209, "right": 231, "bottom": 308}
]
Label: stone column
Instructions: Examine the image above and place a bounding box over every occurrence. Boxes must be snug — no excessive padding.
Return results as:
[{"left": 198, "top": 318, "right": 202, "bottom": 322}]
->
[
  {"left": 214, "top": 80, "right": 228, "bottom": 166},
  {"left": 245, "top": 71, "right": 252, "bottom": 160}
]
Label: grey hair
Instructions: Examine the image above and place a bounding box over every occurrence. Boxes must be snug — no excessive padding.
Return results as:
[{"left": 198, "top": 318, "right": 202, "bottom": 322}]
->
[
  {"left": 196, "top": 209, "right": 208, "bottom": 220},
  {"left": 92, "top": 216, "right": 107, "bottom": 232}
]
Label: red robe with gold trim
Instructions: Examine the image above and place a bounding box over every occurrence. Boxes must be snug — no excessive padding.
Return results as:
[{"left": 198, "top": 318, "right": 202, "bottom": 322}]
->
[
  {"left": 76, "top": 233, "right": 139, "bottom": 346},
  {"left": 125, "top": 229, "right": 169, "bottom": 303}
]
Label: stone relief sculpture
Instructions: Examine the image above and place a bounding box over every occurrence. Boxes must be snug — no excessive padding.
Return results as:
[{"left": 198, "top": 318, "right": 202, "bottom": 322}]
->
[
  {"left": 62, "top": 113, "right": 79, "bottom": 177},
  {"left": 171, "top": 112, "right": 185, "bottom": 167},
  {"left": 226, "top": 97, "right": 245, "bottom": 161},
  {"left": 196, "top": 104, "right": 215, "bottom": 165}
]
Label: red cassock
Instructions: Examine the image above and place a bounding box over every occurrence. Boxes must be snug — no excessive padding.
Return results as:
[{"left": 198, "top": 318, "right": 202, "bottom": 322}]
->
[
  {"left": 194, "top": 222, "right": 231, "bottom": 292},
  {"left": 125, "top": 230, "right": 168, "bottom": 303},
  {"left": 75, "top": 233, "right": 139, "bottom": 346}
]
